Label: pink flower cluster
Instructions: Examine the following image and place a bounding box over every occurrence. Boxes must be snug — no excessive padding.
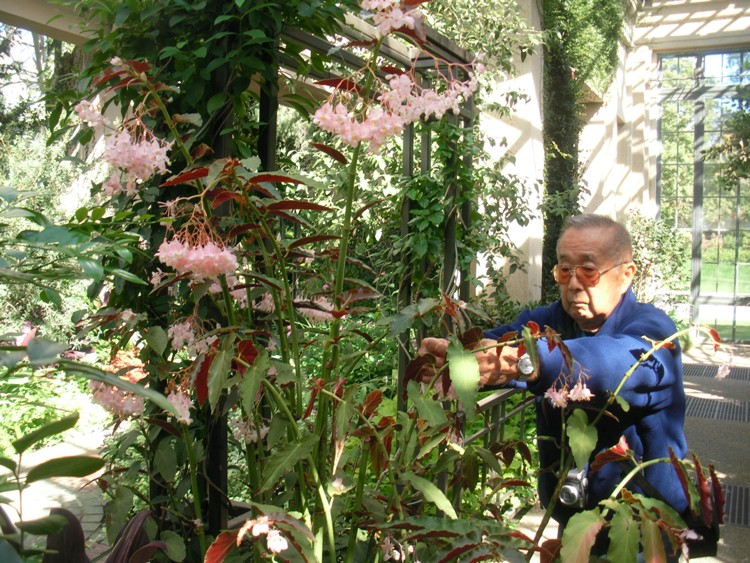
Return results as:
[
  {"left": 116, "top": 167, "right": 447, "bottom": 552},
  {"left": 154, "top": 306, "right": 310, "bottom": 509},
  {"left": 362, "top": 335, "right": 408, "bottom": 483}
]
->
[
  {"left": 230, "top": 417, "right": 270, "bottom": 444},
  {"left": 74, "top": 100, "right": 107, "bottom": 128},
  {"left": 167, "top": 391, "right": 193, "bottom": 425},
  {"left": 543, "top": 379, "right": 594, "bottom": 409},
  {"left": 168, "top": 320, "right": 217, "bottom": 357},
  {"left": 313, "top": 101, "right": 402, "bottom": 152},
  {"left": 238, "top": 516, "right": 289, "bottom": 555},
  {"left": 104, "top": 129, "right": 172, "bottom": 190},
  {"left": 156, "top": 239, "right": 239, "bottom": 281},
  {"left": 362, "top": 0, "right": 423, "bottom": 36},
  {"left": 90, "top": 381, "right": 145, "bottom": 418},
  {"left": 313, "top": 70, "right": 480, "bottom": 152}
]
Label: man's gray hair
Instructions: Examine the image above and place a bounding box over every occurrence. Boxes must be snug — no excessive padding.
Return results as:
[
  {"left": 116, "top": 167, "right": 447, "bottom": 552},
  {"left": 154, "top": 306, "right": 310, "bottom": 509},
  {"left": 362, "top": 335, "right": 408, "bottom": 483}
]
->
[{"left": 557, "top": 214, "right": 633, "bottom": 262}]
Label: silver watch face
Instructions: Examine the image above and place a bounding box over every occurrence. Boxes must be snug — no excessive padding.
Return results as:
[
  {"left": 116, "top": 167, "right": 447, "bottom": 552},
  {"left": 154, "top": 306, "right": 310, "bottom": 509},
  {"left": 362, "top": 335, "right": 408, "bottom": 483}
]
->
[{"left": 518, "top": 354, "right": 534, "bottom": 376}]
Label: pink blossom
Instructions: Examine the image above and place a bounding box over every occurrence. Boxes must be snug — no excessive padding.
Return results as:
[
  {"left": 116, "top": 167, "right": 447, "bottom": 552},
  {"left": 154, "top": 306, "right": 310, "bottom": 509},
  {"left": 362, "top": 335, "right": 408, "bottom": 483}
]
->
[
  {"left": 568, "top": 380, "right": 594, "bottom": 402},
  {"left": 75, "top": 100, "right": 107, "bottom": 128},
  {"left": 253, "top": 292, "right": 276, "bottom": 314},
  {"left": 230, "top": 417, "right": 270, "bottom": 444},
  {"left": 105, "top": 129, "right": 172, "bottom": 183},
  {"left": 266, "top": 529, "right": 288, "bottom": 554},
  {"left": 544, "top": 386, "right": 568, "bottom": 409},
  {"left": 156, "top": 239, "right": 238, "bottom": 281},
  {"left": 167, "top": 391, "right": 193, "bottom": 424},
  {"left": 90, "top": 381, "right": 145, "bottom": 418}
]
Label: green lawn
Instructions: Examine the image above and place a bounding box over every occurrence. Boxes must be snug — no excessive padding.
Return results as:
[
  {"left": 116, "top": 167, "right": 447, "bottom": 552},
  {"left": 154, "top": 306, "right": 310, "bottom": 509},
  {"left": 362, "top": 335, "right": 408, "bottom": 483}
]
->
[{"left": 700, "top": 262, "right": 750, "bottom": 294}]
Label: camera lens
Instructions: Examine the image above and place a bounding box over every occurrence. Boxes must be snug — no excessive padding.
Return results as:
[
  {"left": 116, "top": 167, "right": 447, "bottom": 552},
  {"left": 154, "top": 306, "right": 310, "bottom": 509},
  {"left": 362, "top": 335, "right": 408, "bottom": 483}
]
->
[{"left": 559, "top": 485, "right": 579, "bottom": 506}]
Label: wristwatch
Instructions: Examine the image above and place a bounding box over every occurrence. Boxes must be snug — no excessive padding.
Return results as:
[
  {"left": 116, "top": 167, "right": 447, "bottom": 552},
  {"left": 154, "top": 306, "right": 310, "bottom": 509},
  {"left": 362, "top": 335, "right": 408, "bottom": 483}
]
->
[{"left": 517, "top": 353, "right": 536, "bottom": 382}]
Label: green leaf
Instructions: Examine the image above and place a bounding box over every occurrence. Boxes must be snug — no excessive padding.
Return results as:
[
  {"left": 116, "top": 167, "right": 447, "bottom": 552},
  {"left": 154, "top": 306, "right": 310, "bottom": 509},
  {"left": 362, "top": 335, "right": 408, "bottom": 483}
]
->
[
  {"left": 12, "top": 413, "right": 79, "bottom": 455},
  {"left": 161, "top": 529, "right": 186, "bottom": 561},
  {"left": 446, "top": 338, "right": 480, "bottom": 421},
  {"left": 15, "top": 513, "right": 69, "bottom": 535},
  {"left": 208, "top": 335, "right": 235, "bottom": 412},
  {"left": 143, "top": 326, "right": 168, "bottom": 356},
  {"left": 407, "top": 381, "right": 447, "bottom": 427},
  {"left": 614, "top": 394, "right": 630, "bottom": 412},
  {"left": 260, "top": 434, "right": 318, "bottom": 492},
  {"left": 403, "top": 471, "right": 457, "bottom": 519},
  {"left": 641, "top": 517, "right": 667, "bottom": 561},
  {"left": 0, "top": 457, "right": 16, "bottom": 473},
  {"left": 105, "top": 486, "right": 134, "bottom": 545},
  {"left": 240, "top": 350, "right": 268, "bottom": 415},
  {"left": 560, "top": 509, "right": 606, "bottom": 563},
  {"left": 78, "top": 258, "right": 104, "bottom": 281},
  {"left": 26, "top": 337, "right": 67, "bottom": 365},
  {"left": 26, "top": 455, "right": 104, "bottom": 484},
  {"left": 154, "top": 440, "right": 177, "bottom": 483},
  {"left": 109, "top": 268, "right": 148, "bottom": 285},
  {"left": 566, "top": 408, "right": 597, "bottom": 470},
  {"left": 39, "top": 287, "right": 62, "bottom": 306},
  {"left": 607, "top": 504, "right": 640, "bottom": 562},
  {"left": 0, "top": 539, "right": 23, "bottom": 563}
]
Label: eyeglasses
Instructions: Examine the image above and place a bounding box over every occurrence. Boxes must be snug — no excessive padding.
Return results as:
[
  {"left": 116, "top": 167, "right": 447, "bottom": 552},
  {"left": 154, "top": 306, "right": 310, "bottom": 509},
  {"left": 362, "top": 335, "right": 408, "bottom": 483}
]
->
[{"left": 553, "top": 263, "right": 624, "bottom": 287}]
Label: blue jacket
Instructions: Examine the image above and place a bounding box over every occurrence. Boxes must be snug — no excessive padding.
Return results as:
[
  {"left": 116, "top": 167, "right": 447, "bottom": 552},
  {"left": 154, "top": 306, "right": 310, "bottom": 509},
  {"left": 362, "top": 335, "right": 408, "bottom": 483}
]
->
[{"left": 484, "top": 288, "right": 688, "bottom": 526}]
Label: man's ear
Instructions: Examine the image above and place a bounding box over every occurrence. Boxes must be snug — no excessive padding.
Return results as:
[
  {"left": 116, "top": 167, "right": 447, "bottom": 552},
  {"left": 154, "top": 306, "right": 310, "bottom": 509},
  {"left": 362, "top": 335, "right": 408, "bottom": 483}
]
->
[{"left": 620, "top": 262, "right": 637, "bottom": 292}]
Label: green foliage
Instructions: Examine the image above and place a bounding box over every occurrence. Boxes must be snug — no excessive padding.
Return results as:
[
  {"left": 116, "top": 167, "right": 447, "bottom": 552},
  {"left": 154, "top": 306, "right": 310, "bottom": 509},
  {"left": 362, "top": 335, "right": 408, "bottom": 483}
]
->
[
  {"left": 540, "top": 0, "right": 626, "bottom": 300},
  {"left": 703, "top": 84, "right": 750, "bottom": 188},
  {"left": 627, "top": 211, "right": 691, "bottom": 319}
]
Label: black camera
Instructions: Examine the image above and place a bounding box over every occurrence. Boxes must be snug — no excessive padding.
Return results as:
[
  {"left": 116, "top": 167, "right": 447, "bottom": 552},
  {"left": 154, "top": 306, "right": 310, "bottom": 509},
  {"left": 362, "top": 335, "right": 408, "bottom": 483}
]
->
[{"left": 559, "top": 469, "right": 588, "bottom": 508}]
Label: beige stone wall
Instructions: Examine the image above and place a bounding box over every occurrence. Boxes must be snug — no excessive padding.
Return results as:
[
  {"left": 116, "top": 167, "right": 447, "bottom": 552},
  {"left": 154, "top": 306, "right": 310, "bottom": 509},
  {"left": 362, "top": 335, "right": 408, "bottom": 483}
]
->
[{"left": 480, "top": 0, "right": 750, "bottom": 307}]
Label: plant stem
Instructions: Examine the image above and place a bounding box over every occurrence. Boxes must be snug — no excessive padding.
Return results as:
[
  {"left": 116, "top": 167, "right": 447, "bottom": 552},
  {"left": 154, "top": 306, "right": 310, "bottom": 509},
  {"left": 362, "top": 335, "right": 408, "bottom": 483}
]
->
[{"left": 182, "top": 425, "right": 208, "bottom": 555}]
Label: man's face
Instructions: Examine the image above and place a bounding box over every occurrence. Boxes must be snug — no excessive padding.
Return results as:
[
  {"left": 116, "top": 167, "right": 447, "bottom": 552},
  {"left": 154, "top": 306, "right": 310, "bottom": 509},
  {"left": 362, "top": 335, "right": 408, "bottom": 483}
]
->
[{"left": 557, "top": 226, "right": 636, "bottom": 332}]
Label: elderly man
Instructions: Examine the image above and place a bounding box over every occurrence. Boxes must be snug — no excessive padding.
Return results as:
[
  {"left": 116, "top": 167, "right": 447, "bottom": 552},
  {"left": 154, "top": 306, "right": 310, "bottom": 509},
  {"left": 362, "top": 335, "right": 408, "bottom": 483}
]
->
[{"left": 419, "top": 214, "right": 688, "bottom": 535}]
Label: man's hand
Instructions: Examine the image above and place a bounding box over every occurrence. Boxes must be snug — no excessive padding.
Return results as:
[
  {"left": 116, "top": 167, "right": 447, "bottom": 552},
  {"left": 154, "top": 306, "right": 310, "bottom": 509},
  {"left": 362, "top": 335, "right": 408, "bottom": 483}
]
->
[{"left": 417, "top": 337, "right": 524, "bottom": 386}]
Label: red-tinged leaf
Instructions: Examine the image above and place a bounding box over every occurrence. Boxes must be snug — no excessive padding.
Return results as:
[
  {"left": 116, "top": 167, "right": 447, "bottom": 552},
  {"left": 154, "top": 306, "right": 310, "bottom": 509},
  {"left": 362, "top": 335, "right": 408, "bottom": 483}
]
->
[
  {"left": 266, "top": 200, "right": 333, "bottom": 212},
  {"left": 539, "top": 539, "right": 562, "bottom": 563},
  {"left": 459, "top": 327, "right": 484, "bottom": 350},
  {"left": 161, "top": 167, "right": 209, "bottom": 187},
  {"left": 287, "top": 234, "right": 340, "bottom": 250},
  {"left": 205, "top": 530, "right": 239, "bottom": 563},
  {"left": 194, "top": 344, "right": 218, "bottom": 407},
  {"left": 191, "top": 143, "right": 213, "bottom": 160},
  {"left": 245, "top": 181, "right": 276, "bottom": 197},
  {"left": 668, "top": 447, "right": 693, "bottom": 509},
  {"left": 344, "top": 39, "right": 378, "bottom": 49},
  {"left": 590, "top": 435, "right": 632, "bottom": 474},
  {"left": 361, "top": 390, "right": 383, "bottom": 419},
  {"left": 229, "top": 223, "right": 262, "bottom": 239},
  {"left": 708, "top": 327, "right": 722, "bottom": 351},
  {"left": 233, "top": 340, "right": 258, "bottom": 375},
  {"left": 517, "top": 342, "right": 526, "bottom": 356},
  {"left": 441, "top": 541, "right": 483, "bottom": 562},
  {"left": 516, "top": 441, "right": 532, "bottom": 465},
  {"left": 498, "top": 479, "right": 531, "bottom": 488},
  {"left": 693, "top": 453, "right": 713, "bottom": 526},
  {"left": 340, "top": 287, "right": 380, "bottom": 304},
  {"left": 392, "top": 25, "right": 426, "bottom": 45},
  {"left": 709, "top": 464, "right": 725, "bottom": 524},
  {"left": 124, "top": 59, "right": 152, "bottom": 73},
  {"left": 144, "top": 417, "right": 181, "bottom": 438},
  {"left": 267, "top": 209, "right": 313, "bottom": 228},
  {"left": 380, "top": 65, "right": 407, "bottom": 76},
  {"left": 303, "top": 379, "right": 324, "bottom": 420},
  {"left": 497, "top": 331, "right": 518, "bottom": 343},
  {"left": 251, "top": 173, "right": 307, "bottom": 185},
  {"left": 560, "top": 509, "right": 606, "bottom": 563},
  {"left": 314, "top": 78, "right": 363, "bottom": 95},
  {"left": 93, "top": 68, "right": 129, "bottom": 87},
  {"left": 353, "top": 199, "right": 384, "bottom": 222},
  {"left": 404, "top": 0, "right": 432, "bottom": 6},
  {"left": 526, "top": 320, "right": 540, "bottom": 335},
  {"left": 312, "top": 142, "right": 348, "bottom": 164},
  {"left": 206, "top": 188, "right": 244, "bottom": 208},
  {"left": 107, "top": 77, "right": 141, "bottom": 93}
]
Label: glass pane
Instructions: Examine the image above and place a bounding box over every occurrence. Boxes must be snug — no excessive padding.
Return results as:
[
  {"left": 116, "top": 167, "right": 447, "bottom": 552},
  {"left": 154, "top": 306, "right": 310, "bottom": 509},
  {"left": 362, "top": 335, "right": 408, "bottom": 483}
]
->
[
  {"left": 677, "top": 165, "right": 693, "bottom": 197},
  {"left": 718, "top": 205, "right": 738, "bottom": 231},
  {"left": 703, "top": 197, "right": 721, "bottom": 229},
  {"left": 739, "top": 263, "right": 750, "bottom": 294},
  {"left": 660, "top": 55, "right": 697, "bottom": 87}
]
